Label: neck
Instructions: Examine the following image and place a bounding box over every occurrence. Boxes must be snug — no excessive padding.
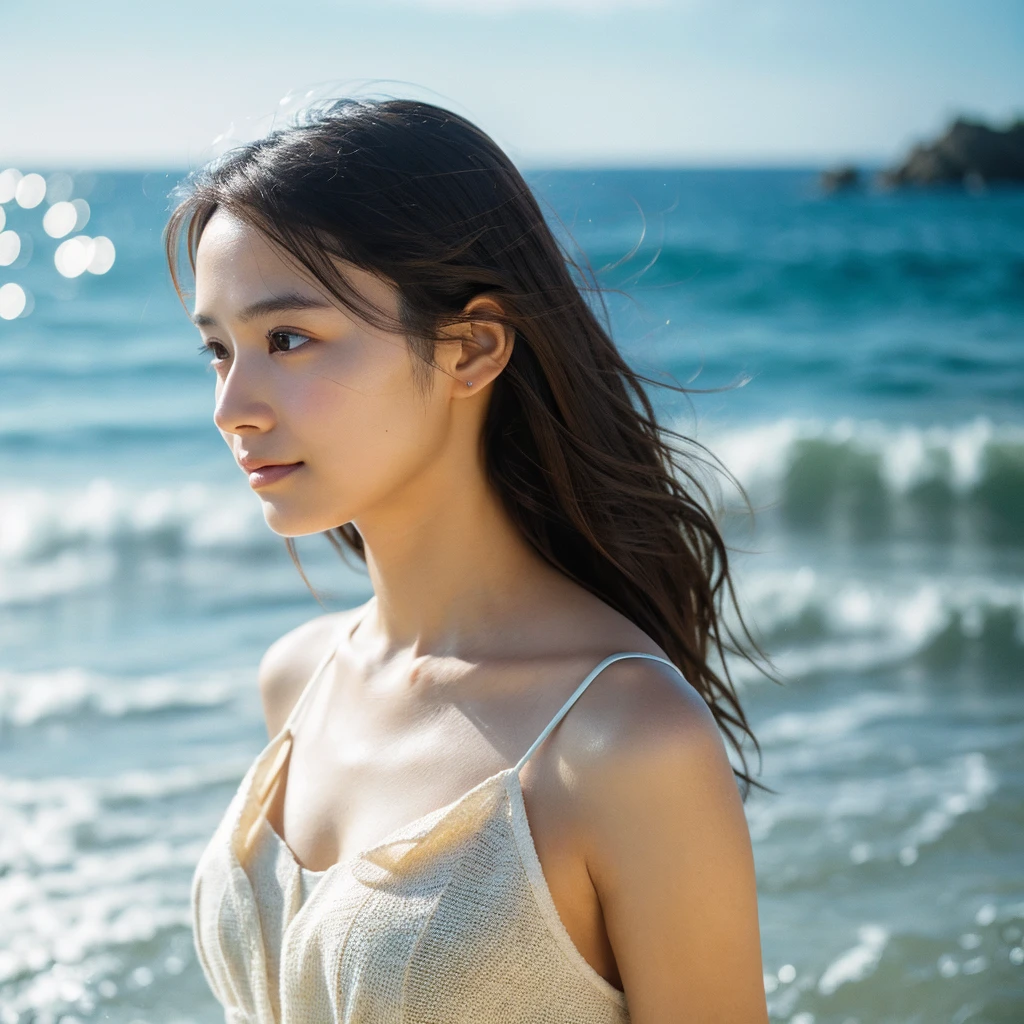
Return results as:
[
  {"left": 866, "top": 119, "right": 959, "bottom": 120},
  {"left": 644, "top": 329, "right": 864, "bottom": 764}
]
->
[{"left": 352, "top": 449, "right": 559, "bottom": 663}]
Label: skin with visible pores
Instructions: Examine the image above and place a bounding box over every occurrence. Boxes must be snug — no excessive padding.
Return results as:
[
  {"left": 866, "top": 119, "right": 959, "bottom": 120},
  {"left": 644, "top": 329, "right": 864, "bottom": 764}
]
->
[{"left": 193, "top": 208, "right": 770, "bottom": 1022}]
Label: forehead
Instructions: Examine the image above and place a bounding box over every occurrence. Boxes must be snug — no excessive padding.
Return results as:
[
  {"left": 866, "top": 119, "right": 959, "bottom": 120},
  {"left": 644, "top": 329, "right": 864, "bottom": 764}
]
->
[
  {"left": 195, "top": 209, "right": 303, "bottom": 291},
  {"left": 192, "top": 208, "right": 399, "bottom": 319}
]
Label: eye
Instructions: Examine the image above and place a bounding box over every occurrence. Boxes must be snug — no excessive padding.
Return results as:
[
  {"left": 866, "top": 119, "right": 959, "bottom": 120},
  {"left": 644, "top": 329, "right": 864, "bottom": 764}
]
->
[
  {"left": 198, "top": 340, "right": 229, "bottom": 361},
  {"left": 269, "top": 330, "right": 313, "bottom": 353}
]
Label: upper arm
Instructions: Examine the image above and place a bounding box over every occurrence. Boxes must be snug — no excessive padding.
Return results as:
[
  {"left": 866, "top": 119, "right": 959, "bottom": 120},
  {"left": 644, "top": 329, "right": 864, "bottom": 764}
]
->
[
  {"left": 257, "top": 609, "right": 353, "bottom": 738},
  {"left": 579, "top": 662, "right": 769, "bottom": 1023}
]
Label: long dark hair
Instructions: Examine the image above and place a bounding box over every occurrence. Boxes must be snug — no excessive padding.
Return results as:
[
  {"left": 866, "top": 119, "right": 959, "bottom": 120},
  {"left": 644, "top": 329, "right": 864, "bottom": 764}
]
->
[{"left": 165, "top": 97, "right": 780, "bottom": 798}]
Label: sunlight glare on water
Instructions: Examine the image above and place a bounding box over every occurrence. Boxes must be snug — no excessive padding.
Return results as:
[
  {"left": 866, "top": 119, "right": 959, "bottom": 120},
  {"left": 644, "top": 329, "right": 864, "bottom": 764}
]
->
[
  {"left": 0, "top": 170, "right": 111, "bottom": 324},
  {"left": 0, "top": 282, "right": 28, "bottom": 319},
  {"left": 54, "top": 235, "right": 116, "bottom": 277},
  {"left": 0, "top": 230, "right": 21, "bottom": 266},
  {"left": 87, "top": 236, "right": 116, "bottom": 274},
  {"left": 44, "top": 171, "right": 74, "bottom": 204},
  {"left": 0, "top": 168, "right": 22, "bottom": 204},
  {"left": 14, "top": 172, "right": 46, "bottom": 209},
  {"left": 70, "top": 197, "right": 91, "bottom": 231},
  {"left": 54, "top": 236, "right": 94, "bottom": 278},
  {"left": 43, "top": 201, "right": 78, "bottom": 239}
]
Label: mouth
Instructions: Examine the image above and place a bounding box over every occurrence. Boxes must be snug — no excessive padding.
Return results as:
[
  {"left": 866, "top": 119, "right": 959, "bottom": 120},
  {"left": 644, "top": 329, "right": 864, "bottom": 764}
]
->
[{"left": 247, "top": 462, "right": 304, "bottom": 489}]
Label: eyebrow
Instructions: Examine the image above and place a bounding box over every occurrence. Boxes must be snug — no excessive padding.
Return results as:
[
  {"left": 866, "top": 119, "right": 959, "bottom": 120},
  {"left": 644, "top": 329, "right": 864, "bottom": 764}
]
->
[{"left": 190, "top": 293, "right": 335, "bottom": 328}]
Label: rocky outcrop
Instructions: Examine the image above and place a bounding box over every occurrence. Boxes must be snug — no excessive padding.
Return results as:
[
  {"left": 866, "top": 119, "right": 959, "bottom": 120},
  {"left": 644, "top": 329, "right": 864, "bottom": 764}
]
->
[
  {"left": 819, "top": 164, "right": 862, "bottom": 193},
  {"left": 879, "top": 116, "right": 1024, "bottom": 188}
]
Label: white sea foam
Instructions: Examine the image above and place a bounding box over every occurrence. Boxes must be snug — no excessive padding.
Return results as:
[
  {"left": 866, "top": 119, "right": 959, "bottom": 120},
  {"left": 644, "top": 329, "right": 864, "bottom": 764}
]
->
[
  {"left": 688, "top": 413, "right": 1024, "bottom": 502},
  {"left": 0, "top": 760, "right": 251, "bottom": 875},
  {"left": 5, "top": 416, "right": 1023, "bottom": 569},
  {"left": 898, "top": 752, "right": 996, "bottom": 854},
  {"left": 746, "top": 747, "right": 999, "bottom": 863},
  {"left": 0, "top": 478, "right": 268, "bottom": 564},
  {"left": 0, "top": 549, "right": 117, "bottom": 606},
  {"left": 816, "top": 924, "right": 890, "bottom": 995},
  {"left": 755, "top": 690, "right": 925, "bottom": 747},
  {"left": 724, "top": 570, "right": 1024, "bottom": 685},
  {"left": 0, "top": 757, "right": 251, "bottom": 1015},
  {"left": 0, "top": 666, "right": 241, "bottom": 727}
]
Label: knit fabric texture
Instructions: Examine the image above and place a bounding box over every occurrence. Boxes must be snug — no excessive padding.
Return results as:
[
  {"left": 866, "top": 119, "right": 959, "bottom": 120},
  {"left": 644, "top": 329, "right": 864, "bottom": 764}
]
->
[{"left": 191, "top": 648, "right": 686, "bottom": 1023}]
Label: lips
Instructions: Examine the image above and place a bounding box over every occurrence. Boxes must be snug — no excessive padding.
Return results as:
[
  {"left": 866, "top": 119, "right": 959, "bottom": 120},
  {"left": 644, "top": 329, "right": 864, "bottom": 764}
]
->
[{"left": 246, "top": 462, "right": 303, "bottom": 489}]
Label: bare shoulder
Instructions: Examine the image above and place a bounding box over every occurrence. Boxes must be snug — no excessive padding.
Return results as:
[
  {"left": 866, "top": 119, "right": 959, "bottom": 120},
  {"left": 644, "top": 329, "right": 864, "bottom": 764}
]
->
[
  {"left": 560, "top": 652, "right": 747, "bottom": 853},
  {"left": 257, "top": 603, "right": 364, "bottom": 738},
  {"left": 556, "top": 652, "right": 724, "bottom": 789},
  {"left": 558, "top": 655, "right": 768, "bottom": 1021}
]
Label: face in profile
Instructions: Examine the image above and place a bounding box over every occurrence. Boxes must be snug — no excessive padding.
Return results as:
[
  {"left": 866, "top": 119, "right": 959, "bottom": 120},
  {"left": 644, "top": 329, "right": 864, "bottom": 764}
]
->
[{"left": 192, "top": 209, "right": 457, "bottom": 537}]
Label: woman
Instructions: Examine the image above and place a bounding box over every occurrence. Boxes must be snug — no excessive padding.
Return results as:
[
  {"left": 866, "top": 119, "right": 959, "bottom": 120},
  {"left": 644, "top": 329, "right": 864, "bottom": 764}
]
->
[{"left": 169, "top": 97, "right": 774, "bottom": 1023}]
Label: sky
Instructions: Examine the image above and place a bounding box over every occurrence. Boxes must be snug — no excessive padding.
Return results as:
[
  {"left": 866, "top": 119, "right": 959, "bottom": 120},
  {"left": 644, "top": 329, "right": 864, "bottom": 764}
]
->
[{"left": 2, "top": 0, "right": 1022, "bottom": 170}]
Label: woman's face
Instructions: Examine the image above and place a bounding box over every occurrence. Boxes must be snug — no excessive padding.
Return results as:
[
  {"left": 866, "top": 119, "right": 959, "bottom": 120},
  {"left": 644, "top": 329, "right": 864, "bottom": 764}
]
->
[{"left": 192, "top": 208, "right": 456, "bottom": 537}]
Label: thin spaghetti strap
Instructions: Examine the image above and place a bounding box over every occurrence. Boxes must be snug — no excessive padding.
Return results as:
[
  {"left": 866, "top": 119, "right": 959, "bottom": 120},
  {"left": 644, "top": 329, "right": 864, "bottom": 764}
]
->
[
  {"left": 245, "top": 618, "right": 352, "bottom": 856},
  {"left": 513, "top": 652, "right": 688, "bottom": 775},
  {"left": 278, "top": 619, "right": 345, "bottom": 736}
]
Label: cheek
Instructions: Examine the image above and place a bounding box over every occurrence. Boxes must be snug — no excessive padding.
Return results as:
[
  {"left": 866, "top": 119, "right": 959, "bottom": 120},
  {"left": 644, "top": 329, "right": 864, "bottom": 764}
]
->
[{"left": 294, "top": 345, "right": 445, "bottom": 490}]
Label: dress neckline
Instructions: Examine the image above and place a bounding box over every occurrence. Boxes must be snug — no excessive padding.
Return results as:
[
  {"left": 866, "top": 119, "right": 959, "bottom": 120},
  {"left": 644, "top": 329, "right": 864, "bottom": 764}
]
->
[
  {"left": 222, "top": 640, "right": 688, "bottom": 1010},
  {"left": 256, "top": 729, "right": 520, "bottom": 872},
  {"left": 247, "top": 723, "right": 521, "bottom": 881},
  {"left": 239, "top": 643, "right": 685, "bottom": 884},
  {"left": 231, "top": 731, "right": 628, "bottom": 1006}
]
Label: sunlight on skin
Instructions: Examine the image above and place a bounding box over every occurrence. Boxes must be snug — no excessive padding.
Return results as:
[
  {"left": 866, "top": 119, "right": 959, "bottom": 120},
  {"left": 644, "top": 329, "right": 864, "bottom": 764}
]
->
[
  {"left": 191, "top": 209, "right": 566, "bottom": 660},
  {"left": 194, "top": 208, "right": 471, "bottom": 539}
]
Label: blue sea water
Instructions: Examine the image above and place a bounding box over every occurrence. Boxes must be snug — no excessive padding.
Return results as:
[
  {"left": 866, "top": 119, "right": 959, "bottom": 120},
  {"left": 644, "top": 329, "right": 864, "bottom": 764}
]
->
[{"left": 1, "top": 167, "right": 1022, "bottom": 1023}]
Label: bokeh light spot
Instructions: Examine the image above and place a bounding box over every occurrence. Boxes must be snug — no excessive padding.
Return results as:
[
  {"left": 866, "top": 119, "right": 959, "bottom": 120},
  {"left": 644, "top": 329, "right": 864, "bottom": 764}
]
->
[
  {"left": 43, "top": 201, "right": 78, "bottom": 239},
  {"left": 71, "top": 198, "right": 91, "bottom": 232},
  {"left": 0, "top": 282, "right": 27, "bottom": 319},
  {"left": 0, "top": 207, "right": 5, "bottom": 232},
  {"left": 45, "top": 171, "right": 74, "bottom": 204},
  {"left": 87, "top": 236, "right": 116, "bottom": 275},
  {"left": 0, "top": 231, "right": 22, "bottom": 266},
  {"left": 0, "top": 168, "right": 22, "bottom": 204},
  {"left": 55, "top": 236, "right": 95, "bottom": 278},
  {"left": 15, "top": 173, "right": 46, "bottom": 209}
]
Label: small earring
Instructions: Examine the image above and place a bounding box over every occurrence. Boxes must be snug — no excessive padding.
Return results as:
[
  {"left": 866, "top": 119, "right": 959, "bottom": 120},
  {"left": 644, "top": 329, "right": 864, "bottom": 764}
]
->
[{"left": 466, "top": 381, "right": 474, "bottom": 387}]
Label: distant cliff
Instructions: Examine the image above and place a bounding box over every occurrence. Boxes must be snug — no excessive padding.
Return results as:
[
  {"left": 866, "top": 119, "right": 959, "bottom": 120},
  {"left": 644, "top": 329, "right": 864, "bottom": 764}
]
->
[
  {"left": 880, "top": 116, "right": 1024, "bottom": 188},
  {"left": 820, "top": 115, "right": 1024, "bottom": 193}
]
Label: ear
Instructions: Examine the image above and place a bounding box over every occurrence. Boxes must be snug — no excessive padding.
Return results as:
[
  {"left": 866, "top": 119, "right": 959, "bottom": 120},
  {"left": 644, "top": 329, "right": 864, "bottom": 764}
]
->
[{"left": 441, "top": 293, "right": 515, "bottom": 396}]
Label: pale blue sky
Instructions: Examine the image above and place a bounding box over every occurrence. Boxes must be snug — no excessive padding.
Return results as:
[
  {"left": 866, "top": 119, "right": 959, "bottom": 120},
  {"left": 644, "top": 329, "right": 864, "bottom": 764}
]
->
[{"left": 2, "top": 0, "right": 1022, "bottom": 168}]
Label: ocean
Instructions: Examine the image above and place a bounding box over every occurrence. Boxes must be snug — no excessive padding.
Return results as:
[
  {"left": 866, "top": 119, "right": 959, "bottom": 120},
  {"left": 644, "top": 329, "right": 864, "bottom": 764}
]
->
[{"left": 1, "top": 167, "right": 1022, "bottom": 1023}]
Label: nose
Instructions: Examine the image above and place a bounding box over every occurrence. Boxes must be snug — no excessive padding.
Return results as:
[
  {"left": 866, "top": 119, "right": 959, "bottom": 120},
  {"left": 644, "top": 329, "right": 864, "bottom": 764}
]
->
[{"left": 212, "top": 360, "right": 276, "bottom": 436}]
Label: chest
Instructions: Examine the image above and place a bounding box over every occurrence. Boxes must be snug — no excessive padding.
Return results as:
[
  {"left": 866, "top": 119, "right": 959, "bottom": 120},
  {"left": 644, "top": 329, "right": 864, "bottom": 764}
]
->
[
  {"left": 263, "top": 714, "right": 621, "bottom": 991},
  {"left": 192, "top": 758, "right": 630, "bottom": 1023}
]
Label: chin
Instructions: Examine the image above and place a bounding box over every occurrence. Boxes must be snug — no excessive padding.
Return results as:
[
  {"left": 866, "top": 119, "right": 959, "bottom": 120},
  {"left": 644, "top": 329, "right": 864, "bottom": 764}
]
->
[
  {"left": 260, "top": 493, "right": 358, "bottom": 536},
  {"left": 261, "top": 505, "right": 336, "bottom": 538}
]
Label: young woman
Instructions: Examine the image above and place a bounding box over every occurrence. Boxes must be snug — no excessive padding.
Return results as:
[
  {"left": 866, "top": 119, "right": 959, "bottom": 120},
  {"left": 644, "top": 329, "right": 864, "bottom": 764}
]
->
[{"left": 169, "top": 98, "right": 774, "bottom": 1023}]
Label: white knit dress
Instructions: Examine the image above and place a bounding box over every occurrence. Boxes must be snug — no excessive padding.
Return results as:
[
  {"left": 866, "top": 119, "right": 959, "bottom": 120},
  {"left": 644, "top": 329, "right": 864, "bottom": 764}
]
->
[{"left": 191, "top": 646, "right": 688, "bottom": 1023}]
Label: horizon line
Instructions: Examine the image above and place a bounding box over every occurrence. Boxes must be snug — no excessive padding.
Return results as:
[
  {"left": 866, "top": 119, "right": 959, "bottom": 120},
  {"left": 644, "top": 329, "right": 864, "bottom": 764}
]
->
[{"left": 0, "top": 158, "right": 895, "bottom": 175}]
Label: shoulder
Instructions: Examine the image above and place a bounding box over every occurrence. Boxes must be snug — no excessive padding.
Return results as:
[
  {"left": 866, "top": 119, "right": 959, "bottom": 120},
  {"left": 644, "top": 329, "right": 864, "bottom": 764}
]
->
[
  {"left": 561, "top": 652, "right": 746, "bottom": 857},
  {"left": 552, "top": 652, "right": 725, "bottom": 795},
  {"left": 579, "top": 654, "right": 749, "bottom": 848},
  {"left": 556, "top": 656, "right": 767, "bottom": 1018},
  {"left": 533, "top": 651, "right": 739, "bottom": 848},
  {"left": 257, "top": 603, "right": 364, "bottom": 737}
]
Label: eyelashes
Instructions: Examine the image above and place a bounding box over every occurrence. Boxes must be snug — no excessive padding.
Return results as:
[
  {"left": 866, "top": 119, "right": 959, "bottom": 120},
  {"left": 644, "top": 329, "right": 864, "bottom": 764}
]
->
[
  {"left": 269, "top": 330, "right": 313, "bottom": 352},
  {"left": 195, "top": 331, "right": 314, "bottom": 364},
  {"left": 197, "top": 341, "right": 227, "bottom": 366}
]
